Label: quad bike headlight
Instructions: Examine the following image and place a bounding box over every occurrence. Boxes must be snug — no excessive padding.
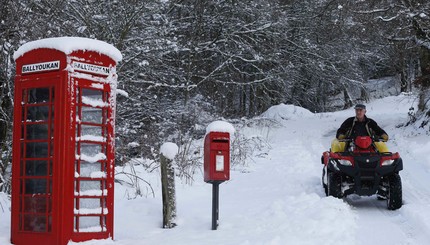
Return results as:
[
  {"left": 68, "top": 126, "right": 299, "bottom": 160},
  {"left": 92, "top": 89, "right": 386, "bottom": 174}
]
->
[
  {"left": 339, "top": 159, "right": 352, "bottom": 166},
  {"left": 381, "top": 160, "right": 394, "bottom": 166}
]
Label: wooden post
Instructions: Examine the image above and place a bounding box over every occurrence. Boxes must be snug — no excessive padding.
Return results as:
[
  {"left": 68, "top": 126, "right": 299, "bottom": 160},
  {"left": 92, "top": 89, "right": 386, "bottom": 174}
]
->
[{"left": 160, "top": 153, "right": 177, "bottom": 228}]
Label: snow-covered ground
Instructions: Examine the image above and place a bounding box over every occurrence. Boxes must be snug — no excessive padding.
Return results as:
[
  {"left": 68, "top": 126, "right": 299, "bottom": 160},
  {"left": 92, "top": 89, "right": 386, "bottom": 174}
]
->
[{"left": 1, "top": 93, "right": 430, "bottom": 245}]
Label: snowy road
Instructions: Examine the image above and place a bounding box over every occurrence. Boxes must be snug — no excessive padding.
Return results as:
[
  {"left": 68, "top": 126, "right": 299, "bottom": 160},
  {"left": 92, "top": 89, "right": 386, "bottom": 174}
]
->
[
  {"left": 315, "top": 96, "right": 430, "bottom": 245},
  {"left": 224, "top": 94, "right": 430, "bottom": 245},
  {"left": 1, "top": 94, "right": 430, "bottom": 245}
]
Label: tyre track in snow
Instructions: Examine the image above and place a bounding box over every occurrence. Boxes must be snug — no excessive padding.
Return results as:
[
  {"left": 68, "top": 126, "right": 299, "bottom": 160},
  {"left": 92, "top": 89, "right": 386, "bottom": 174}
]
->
[
  {"left": 247, "top": 117, "right": 357, "bottom": 244},
  {"left": 393, "top": 142, "right": 430, "bottom": 244}
]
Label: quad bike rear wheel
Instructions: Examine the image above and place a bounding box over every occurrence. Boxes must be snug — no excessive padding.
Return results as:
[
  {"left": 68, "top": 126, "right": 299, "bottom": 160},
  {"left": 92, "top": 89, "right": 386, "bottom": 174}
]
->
[{"left": 387, "top": 173, "right": 402, "bottom": 210}]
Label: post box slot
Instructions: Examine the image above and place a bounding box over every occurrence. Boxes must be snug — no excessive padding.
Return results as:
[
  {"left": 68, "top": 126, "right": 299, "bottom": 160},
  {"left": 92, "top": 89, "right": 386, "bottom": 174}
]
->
[{"left": 212, "top": 138, "right": 229, "bottom": 143}]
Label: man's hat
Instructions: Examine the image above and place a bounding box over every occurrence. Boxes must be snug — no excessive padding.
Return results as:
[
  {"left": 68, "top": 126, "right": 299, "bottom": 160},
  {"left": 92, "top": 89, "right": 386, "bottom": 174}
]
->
[{"left": 354, "top": 104, "right": 366, "bottom": 110}]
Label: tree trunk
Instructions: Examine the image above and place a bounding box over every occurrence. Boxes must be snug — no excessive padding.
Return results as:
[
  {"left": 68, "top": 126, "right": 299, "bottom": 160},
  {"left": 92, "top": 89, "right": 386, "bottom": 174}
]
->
[
  {"left": 360, "top": 86, "right": 369, "bottom": 103},
  {"left": 417, "top": 47, "right": 430, "bottom": 112},
  {"left": 417, "top": 89, "right": 430, "bottom": 112},
  {"left": 400, "top": 69, "right": 408, "bottom": 93},
  {"left": 343, "top": 86, "right": 353, "bottom": 109},
  {"left": 160, "top": 154, "right": 177, "bottom": 228}
]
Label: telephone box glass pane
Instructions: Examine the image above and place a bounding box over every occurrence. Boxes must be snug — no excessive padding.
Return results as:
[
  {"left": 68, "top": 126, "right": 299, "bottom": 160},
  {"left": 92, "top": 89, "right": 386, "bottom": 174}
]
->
[
  {"left": 79, "top": 217, "right": 102, "bottom": 231},
  {"left": 26, "top": 124, "right": 49, "bottom": 140},
  {"left": 26, "top": 142, "right": 48, "bottom": 158},
  {"left": 23, "top": 215, "right": 46, "bottom": 232},
  {"left": 80, "top": 125, "right": 103, "bottom": 136},
  {"left": 24, "top": 196, "right": 47, "bottom": 213},
  {"left": 81, "top": 107, "right": 103, "bottom": 123},
  {"left": 80, "top": 180, "right": 101, "bottom": 193},
  {"left": 82, "top": 89, "right": 103, "bottom": 101},
  {"left": 28, "top": 88, "right": 50, "bottom": 104},
  {"left": 27, "top": 106, "right": 50, "bottom": 121},
  {"left": 80, "top": 143, "right": 102, "bottom": 157},
  {"left": 79, "top": 198, "right": 101, "bottom": 209},
  {"left": 79, "top": 161, "right": 102, "bottom": 177},
  {"left": 25, "top": 179, "right": 47, "bottom": 194},
  {"left": 25, "top": 160, "right": 48, "bottom": 176}
]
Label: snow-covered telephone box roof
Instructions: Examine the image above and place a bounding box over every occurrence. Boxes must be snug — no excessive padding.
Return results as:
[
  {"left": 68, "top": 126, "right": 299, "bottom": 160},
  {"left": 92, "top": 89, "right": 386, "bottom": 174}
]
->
[{"left": 13, "top": 36, "right": 122, "bottom": 62}]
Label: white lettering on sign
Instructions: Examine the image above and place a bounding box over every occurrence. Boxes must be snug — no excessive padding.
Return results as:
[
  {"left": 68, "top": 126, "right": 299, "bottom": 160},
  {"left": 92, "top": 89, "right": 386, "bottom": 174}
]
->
[
  {"left": 22, "top": 61, "right": 60, "bottom": 74},
  {"left": 72, "top": 61, "right": 110, "bottom": 76},
  {"left": 216, "top": 155, "right": 224, "bottom": 172}
]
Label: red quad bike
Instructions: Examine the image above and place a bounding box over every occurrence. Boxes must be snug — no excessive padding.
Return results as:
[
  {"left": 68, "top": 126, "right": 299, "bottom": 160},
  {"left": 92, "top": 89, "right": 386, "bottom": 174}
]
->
[{"left": 321, "top": 136, "right": 403, "bottom": 210}]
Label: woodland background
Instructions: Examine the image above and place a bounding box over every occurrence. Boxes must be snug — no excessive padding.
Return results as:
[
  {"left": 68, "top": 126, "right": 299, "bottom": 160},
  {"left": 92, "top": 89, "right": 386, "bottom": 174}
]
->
[{"left": 1, "top": 0, "right": 429, "bottom": 192}]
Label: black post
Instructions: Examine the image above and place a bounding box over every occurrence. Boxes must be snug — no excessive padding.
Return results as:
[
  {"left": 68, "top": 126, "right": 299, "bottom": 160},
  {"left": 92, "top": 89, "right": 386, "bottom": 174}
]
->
[{"left": 212, "top": 182, "right": 220, "bottom": 230}]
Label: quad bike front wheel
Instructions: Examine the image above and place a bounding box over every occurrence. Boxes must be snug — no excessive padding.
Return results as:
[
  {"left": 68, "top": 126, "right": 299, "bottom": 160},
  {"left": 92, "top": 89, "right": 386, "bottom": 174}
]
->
[
  {"left": 327, "top": 171, "right": 342, "bottom": 198},
  {"left": 387, "top": 173, "right": 402, "bottom": 210},
  {"left": 322, "top": 167, "right": 328, "bottom": 196}
]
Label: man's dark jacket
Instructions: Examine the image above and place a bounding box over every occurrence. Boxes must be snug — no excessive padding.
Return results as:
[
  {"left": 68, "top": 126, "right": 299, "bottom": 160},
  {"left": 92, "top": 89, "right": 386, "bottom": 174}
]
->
[{"left": 336, "top": 116, "right": 387, "bottom": 139}]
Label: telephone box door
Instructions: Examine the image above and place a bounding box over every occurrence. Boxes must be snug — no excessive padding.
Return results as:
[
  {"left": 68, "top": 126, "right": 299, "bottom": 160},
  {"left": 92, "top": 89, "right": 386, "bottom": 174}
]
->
[
  {"left": 72, "top": 78, "right": 113, "bottom": 239},
  {"left": 12, "top": 74, "right": 63, "bottom": 245}
]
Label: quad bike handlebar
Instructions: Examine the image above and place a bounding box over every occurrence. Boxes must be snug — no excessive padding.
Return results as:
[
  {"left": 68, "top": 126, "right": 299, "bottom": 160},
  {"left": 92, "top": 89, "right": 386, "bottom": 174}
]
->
[
  {"left": 337, "top": 136, "right": 388, "bottom": 152},
  {"left": 338, "top": 136, "right": 387, "bottom": 143}
]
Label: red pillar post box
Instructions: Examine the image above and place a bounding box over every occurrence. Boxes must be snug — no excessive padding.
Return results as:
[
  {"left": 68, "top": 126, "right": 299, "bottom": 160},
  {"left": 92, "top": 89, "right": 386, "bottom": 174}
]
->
[
  {"left": 11, "top": 37, "right": 121, "bottom": 245},
  {"left": 204, "top": 132, "right": 230, "bottom": 183},
  {"left": 203, "top": 121, "right": 234, "bottom": 230}
]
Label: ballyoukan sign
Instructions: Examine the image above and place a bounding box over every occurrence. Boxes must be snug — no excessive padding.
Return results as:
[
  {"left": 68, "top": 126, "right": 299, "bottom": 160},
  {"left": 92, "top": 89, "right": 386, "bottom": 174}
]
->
[
  {"left": 22, "top": 61, "right": 60, "bottom": 74},
  {"left": 72, "top": 61, "right": 110, "bottom": 76}
]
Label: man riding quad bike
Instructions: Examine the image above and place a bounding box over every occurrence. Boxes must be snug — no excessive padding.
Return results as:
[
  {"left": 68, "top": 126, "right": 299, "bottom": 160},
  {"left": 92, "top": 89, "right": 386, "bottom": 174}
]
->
[{"left": 321, "top": 104, "right": 403, "bottom": 210}]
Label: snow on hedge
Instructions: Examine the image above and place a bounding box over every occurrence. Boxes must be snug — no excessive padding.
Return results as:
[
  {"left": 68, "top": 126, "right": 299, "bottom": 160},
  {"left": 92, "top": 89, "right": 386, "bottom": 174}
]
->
[
  {"left": 261, "top": 103, "right": 314, "bottom": 121},
  {"left": 160, "top": 142, "right": 179, "bottom": 160},
  {"left": 13, "top": 37, "right": 122, "bottom": 62}
]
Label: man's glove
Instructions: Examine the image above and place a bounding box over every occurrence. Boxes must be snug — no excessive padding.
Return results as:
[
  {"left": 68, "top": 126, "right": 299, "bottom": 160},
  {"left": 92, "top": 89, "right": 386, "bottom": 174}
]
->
[
  {"left": 381, "top": 134, "right": 389, "bottom": 141},
  {"left": 337, "top": 134, "right": 346, "bottom": 140}
]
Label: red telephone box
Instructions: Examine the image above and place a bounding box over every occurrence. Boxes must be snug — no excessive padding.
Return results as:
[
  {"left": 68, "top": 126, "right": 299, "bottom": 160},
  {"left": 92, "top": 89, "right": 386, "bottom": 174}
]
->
[
  {"left": 11, "top": 37, "right": 121, "bottom": 245},
  {"left": 204, "top": 132, "right": 230, "bottom": 183}
]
